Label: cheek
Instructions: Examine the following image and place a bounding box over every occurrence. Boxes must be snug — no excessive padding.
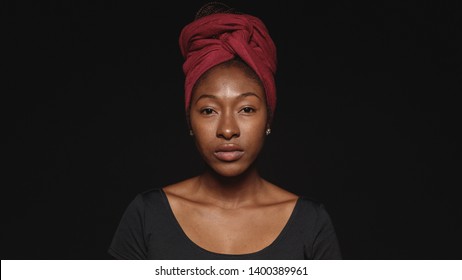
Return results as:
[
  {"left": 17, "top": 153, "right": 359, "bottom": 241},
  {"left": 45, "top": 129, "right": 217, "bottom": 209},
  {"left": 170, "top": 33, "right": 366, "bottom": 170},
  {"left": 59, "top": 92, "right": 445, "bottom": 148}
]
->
[
  {"left": 191, "top": 121, "right": 215, "bottom": 151},
  {"left": 241, "top": 122, "right": 266, "bottom": 147},
  {"left": 191, "top": 117, "right": 214, "bottom": 136}
]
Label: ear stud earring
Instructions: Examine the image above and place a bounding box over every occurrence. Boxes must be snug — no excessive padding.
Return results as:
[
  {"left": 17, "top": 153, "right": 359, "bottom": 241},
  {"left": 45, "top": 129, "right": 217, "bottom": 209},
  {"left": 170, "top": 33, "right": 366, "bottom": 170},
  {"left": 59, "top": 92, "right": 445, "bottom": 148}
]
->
[
  {"left": 189, "top": 130, "right": 194, "bottom": 136},
  {"left": 265, "top": 128, "right": 271, "bottom": 136}
]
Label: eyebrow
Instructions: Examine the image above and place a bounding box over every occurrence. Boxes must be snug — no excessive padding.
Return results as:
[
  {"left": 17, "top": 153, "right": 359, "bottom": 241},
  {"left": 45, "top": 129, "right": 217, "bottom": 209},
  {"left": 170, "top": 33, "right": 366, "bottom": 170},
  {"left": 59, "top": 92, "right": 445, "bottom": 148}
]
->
[{"left": 194, "top": 92, "right": 261, "bottom": 104}]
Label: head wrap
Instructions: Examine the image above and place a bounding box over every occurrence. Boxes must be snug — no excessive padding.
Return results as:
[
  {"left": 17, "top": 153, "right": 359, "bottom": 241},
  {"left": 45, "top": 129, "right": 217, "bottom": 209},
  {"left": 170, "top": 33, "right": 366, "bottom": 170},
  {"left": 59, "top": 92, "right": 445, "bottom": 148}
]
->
[{"left": 179, "top": 13, "right": 277, "bottom": 119}]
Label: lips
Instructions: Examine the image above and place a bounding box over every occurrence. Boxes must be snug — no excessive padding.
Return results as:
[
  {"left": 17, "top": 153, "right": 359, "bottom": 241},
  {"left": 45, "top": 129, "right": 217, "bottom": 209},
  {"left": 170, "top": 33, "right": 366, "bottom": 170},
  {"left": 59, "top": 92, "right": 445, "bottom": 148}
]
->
[{"left": 214, "top": 144, "right": 244, "bottom": 162}]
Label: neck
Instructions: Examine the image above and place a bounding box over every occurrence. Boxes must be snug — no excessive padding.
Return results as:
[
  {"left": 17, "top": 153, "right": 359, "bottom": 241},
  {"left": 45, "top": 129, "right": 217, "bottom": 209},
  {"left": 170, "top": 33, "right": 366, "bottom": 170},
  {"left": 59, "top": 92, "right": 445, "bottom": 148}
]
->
[{"left": 195, "top": 165, "right": 265, "bottom": 209}]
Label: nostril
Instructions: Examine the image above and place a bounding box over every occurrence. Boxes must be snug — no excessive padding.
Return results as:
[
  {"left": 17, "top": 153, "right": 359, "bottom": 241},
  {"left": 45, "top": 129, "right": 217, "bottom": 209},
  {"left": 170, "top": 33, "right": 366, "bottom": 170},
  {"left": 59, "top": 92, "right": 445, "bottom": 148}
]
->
[{"left": 217, "top": 128, "right": 240, "bottom": 140}]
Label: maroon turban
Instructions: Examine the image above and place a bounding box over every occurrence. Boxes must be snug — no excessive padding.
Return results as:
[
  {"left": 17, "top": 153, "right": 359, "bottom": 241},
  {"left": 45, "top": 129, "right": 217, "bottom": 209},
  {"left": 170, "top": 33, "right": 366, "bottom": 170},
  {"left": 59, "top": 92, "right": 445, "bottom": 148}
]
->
[{"left": 179, "top": 13, "right": 277, "bottom": 119}]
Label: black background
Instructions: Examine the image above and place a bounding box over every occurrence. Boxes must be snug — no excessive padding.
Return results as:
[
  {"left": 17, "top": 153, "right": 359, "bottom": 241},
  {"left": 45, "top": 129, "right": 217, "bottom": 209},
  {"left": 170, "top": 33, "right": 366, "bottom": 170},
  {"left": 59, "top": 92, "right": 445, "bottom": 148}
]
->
[{"left": 4, "top": 0, "right": 461, "bottom": 259}]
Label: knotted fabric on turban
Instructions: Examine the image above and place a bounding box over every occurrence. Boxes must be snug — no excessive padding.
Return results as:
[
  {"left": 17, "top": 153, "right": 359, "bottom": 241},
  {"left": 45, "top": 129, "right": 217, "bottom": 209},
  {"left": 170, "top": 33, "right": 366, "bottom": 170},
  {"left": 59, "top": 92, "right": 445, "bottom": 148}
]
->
[{"left": 179, "top": 13, "right": 277, "bottom": 118}]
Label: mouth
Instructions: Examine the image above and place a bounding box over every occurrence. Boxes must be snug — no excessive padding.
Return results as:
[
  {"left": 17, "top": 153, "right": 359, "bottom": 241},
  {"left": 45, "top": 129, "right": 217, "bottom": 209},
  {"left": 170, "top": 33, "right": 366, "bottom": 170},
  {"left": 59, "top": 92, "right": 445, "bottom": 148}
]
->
[{"left": 214, "top": 144, "right": 244, "bottom": 162}]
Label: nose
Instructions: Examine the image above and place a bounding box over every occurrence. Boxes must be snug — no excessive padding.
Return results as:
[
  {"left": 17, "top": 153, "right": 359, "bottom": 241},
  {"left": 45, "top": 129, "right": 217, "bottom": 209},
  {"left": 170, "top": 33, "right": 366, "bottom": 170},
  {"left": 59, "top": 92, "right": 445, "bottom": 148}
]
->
[{"left": 216, "top": 112, "right": 240, "bottom": 140}]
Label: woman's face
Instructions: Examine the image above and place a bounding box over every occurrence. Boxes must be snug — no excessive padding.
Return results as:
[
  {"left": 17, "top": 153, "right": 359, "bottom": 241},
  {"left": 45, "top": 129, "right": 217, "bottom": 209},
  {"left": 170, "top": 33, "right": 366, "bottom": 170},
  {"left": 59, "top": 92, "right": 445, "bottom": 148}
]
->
[{"left": 189, "top": 63, "right": 268, "bottom": 177}]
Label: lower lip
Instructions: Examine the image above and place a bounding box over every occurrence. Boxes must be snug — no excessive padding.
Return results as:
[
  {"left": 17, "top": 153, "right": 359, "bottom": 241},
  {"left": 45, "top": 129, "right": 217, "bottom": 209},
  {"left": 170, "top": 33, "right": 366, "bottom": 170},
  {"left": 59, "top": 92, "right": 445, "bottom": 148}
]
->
[{"left": 214, "top": 151, "right": 244, "bottom": 162}]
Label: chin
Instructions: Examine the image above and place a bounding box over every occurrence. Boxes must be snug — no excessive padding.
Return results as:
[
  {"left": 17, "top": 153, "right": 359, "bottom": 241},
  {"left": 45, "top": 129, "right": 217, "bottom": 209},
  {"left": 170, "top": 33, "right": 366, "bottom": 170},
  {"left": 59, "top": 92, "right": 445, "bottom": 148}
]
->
[{"left": 209, "top": 162, "right": 251, "bottom": 178}]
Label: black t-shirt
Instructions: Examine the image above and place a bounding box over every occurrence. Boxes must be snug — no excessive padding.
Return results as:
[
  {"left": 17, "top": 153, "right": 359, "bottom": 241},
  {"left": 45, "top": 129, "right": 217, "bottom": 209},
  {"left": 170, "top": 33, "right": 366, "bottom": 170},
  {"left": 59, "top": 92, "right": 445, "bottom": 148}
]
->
[{"left": 108, "top": 188, "right": 342, "bottom": 259}]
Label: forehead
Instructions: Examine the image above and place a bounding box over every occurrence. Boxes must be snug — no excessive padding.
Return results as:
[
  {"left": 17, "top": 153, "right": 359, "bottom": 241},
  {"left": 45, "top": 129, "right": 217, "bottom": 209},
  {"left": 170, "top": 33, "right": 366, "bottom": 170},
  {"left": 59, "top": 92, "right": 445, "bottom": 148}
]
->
[{"left": 192, "top": 64, "right": 265, "bottom": 100}]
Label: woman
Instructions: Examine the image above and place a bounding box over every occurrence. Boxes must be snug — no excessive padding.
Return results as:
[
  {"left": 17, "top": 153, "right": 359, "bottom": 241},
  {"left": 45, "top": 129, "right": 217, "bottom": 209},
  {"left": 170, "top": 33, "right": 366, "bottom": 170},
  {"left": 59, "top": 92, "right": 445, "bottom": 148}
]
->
[{"left": 108, "top": 2, "right": 341, "bottom": 260}]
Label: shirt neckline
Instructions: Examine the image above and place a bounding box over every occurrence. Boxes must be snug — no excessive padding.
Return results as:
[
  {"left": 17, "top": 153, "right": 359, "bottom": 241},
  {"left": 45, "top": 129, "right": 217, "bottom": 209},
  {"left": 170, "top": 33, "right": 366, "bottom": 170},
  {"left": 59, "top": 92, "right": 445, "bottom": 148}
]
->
[{"left": 159, "top": 188, "right": 301, "bottom": 257}]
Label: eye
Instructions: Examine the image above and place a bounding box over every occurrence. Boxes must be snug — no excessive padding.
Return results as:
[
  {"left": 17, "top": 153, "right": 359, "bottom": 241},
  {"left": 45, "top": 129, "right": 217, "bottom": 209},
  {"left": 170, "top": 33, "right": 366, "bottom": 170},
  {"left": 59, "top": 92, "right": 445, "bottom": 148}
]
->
[
  {"left": 240, "top": 107, "right": 256, "bottom": 114},
  {"left": 200, "top": 108, "right": 215, "bottom": 115}
]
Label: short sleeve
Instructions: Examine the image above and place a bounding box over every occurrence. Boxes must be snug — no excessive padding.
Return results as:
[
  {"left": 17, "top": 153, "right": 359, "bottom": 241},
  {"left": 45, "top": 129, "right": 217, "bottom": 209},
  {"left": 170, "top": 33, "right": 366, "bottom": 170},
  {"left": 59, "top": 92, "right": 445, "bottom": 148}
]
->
[
  {"left": 311, "top": 204, "right": 342, "bottom": 259},
  {"left": 108, "top": 194, "right": 148, "bottom": 259}
]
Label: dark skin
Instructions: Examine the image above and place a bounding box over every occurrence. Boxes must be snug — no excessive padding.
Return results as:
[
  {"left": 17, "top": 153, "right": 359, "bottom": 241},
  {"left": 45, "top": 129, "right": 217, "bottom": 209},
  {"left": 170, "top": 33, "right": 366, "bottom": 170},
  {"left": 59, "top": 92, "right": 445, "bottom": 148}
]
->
[{"left": 163, "top": 62, "right": 298, "bottom": 255}]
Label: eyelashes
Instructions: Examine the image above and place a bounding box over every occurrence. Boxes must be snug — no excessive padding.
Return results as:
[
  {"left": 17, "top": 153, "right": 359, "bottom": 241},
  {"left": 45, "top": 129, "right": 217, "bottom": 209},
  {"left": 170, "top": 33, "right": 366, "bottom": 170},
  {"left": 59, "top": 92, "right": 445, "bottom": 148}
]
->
[
  {"left": 200, "top": 108, "right": 215, "bottom": 115},
  {"left": 199, "top": 106, "right": 257, "bottom": 115},
  {"left": 240, "top": 107, "right": 256, "bottom": 113}
]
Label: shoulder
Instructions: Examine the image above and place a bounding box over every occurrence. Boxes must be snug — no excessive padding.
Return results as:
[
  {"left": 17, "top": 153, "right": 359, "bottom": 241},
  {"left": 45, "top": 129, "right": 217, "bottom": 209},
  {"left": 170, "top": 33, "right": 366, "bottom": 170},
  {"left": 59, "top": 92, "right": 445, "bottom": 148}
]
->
[
  {"left": 297, "top": 196, "right": 325, "bottom": 211},
  {"left": 133, "top": 178, "right": 197, "bottom": 203},
  {"left": 120, "top": 187, "right": 176, "bottom": 231},
  {"left": 124, "top": 187, "right": 168, "bottom": 214},
  {"left": 132, "top": 187, "right": 164, "bottom": 204},
  {"left": 295, "top": 196, "right": 331, "bottom": 218},
  {"left": 293, "top": 197, "right": 342, "bottom": 259},
  {"left": 139, "top": 187, "right": 163, "bottom": 199},
  {"left": 291, "top": 195, "right": 336, "bottom": 233},
  {"left": 162, "top": 177, "right": 197, "bottom": 197}
]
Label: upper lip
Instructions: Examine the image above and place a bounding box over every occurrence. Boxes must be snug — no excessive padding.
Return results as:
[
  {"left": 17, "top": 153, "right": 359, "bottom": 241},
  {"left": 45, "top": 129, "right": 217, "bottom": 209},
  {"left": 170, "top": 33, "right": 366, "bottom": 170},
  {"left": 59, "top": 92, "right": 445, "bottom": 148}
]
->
[{"left": 215, "top": 144, "right": 243, "bottom": 152}]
